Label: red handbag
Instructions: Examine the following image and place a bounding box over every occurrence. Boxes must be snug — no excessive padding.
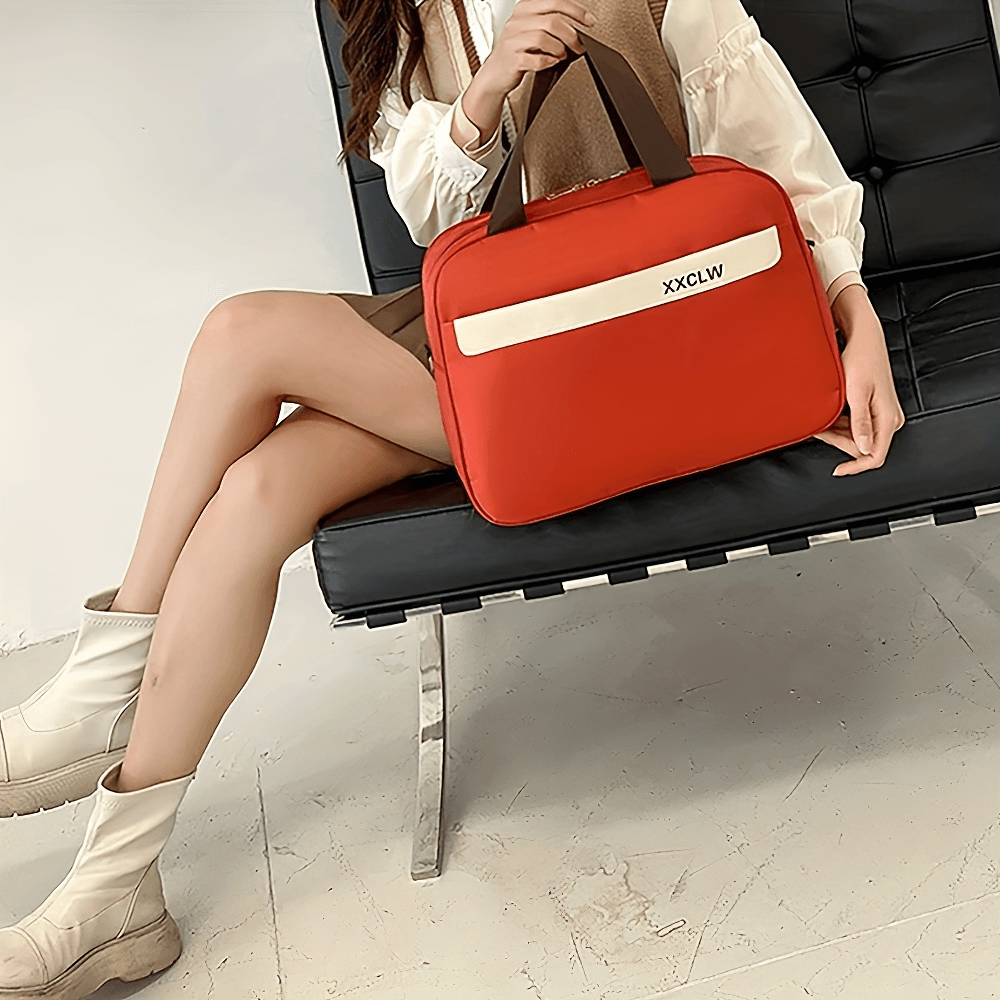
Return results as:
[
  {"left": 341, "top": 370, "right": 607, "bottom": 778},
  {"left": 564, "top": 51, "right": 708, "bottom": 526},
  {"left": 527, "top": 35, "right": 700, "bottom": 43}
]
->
[{"left": 422, "top": 33, "right": 846, "bottom": 527}]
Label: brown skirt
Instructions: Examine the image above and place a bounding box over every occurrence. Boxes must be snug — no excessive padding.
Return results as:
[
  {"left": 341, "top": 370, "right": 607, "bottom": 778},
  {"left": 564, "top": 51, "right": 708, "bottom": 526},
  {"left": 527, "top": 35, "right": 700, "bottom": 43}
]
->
[{"left": 332, "top": 282, "right": 434, "bottom": 376}]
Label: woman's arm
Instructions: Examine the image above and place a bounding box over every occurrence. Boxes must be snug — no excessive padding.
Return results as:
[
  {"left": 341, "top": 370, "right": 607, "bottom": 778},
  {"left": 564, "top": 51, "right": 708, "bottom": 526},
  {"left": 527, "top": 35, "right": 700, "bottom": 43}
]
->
[
  {"left": 660, "top": 0, "right": 866, "bottom": 305},
  {"left": 661, "top": 0, "right": 905, "bottom": 473},
  {"left": 368, "top": 47, "right": 507, "bottom": 247},
  {"left": 451, "top": 74, "right": 506, "bottom": 150}
]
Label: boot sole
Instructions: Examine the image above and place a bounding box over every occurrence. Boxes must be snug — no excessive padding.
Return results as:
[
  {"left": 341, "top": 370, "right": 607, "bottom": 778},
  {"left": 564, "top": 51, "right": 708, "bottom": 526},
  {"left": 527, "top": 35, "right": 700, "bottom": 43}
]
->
[
  {"left": 0, "top": 910, "right": 182, "bottom": 999},
  {"left": 0, "top": 749, "right": 127, "bottom": 818}
]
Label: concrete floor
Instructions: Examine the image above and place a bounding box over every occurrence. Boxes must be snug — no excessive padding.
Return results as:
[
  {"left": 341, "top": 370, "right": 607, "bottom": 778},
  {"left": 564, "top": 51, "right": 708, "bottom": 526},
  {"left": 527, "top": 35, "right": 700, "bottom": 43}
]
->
[{"left": 1, "top": 512, "right": 998, "bottom": 999}]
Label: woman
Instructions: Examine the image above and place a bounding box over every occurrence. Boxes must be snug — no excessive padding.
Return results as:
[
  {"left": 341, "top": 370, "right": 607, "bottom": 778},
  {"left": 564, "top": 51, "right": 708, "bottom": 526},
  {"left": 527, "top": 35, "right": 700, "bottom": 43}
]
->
[{"left": 0, "top": 0, "right": 904, "bottom": 995}]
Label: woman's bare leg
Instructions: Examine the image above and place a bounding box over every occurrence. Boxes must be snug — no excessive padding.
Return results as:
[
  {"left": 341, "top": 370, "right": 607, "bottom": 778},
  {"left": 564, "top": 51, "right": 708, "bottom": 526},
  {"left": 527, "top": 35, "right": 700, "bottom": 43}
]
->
[
  {"left": 113, "top": 402, "right": 437, "bottom": 793},
  {"left": 112, "top": 289, "right": 450, "bottom": 615}
]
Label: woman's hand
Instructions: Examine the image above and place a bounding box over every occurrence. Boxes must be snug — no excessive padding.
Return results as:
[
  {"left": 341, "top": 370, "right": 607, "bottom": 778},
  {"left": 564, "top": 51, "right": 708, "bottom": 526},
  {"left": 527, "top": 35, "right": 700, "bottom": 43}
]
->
[
  {"left": 480, "top": 0, "right": 597, "bottom": 97},
  {"left": 813, "top": 284, "right": 906, "bottom": 476}
]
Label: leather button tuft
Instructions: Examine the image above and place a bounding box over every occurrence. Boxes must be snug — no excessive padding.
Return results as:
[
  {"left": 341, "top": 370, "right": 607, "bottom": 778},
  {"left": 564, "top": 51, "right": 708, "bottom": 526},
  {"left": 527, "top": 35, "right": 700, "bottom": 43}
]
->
[
  {"left": 868, "top": 165, "right": 885, "bottom": 182},
  {"left": 855, "top": 65, "right": 874, "bottom": 82}
]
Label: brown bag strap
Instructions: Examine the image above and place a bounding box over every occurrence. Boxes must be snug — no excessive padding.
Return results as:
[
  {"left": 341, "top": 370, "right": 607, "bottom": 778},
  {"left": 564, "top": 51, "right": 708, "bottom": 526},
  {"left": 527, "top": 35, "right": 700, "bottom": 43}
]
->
[{"left": 482, "top": 32, "right": 694, "bottom": 236}]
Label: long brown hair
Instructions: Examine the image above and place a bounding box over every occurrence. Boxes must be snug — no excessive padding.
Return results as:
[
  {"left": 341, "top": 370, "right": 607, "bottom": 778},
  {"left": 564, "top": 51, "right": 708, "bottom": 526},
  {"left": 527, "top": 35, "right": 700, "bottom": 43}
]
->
[{"left": 330, "top": 0, "right": 426, "bottom": 167}]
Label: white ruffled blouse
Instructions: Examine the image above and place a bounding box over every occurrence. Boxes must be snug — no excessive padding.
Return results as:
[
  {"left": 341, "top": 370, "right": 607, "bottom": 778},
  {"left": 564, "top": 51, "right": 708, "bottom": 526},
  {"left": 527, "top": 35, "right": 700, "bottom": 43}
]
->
[{"left": 368, "top": 0, "right": 866, "bottom": 305}]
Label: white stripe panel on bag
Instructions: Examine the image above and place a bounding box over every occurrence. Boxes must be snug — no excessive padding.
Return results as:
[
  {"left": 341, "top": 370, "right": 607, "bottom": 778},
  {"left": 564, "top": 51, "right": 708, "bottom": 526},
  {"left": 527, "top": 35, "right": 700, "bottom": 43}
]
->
[{"left": 452, "top": 226, "right": 783, "bottom": 357}]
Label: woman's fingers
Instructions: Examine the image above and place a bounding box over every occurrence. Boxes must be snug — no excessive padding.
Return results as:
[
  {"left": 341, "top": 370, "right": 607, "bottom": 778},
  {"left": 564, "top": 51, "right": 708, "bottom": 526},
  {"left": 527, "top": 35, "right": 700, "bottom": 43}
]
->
[
  {"left": 488, "top": 1, "right": 597, "bottom": 90},
  {"left": 829, "top": 390, "right": 902, "bottom": 476},
  {"left": 517, "top": 1, "right": 595, "bottom": 55},
  {"left": 812, "top": 409, "right": 882, "bottom": 476},
  {"left": 846, "top": 382, "right": 875, "bottom": 457},
  {"left": 813, "top": 415, "right": 862, "bottom": 458}
]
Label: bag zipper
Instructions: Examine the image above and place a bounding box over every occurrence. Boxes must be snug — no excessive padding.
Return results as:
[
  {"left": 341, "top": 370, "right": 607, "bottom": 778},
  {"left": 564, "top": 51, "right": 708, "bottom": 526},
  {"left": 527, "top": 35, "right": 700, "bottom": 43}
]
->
[{"left": 543, "top": 167, "right": 632, "bottom": 200}]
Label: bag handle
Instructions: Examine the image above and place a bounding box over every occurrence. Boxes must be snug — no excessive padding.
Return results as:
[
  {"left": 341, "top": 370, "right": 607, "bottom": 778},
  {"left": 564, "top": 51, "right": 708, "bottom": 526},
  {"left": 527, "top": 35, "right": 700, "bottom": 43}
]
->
[{"left": 482, "top": 31, "right": 694, "bottom": 236}]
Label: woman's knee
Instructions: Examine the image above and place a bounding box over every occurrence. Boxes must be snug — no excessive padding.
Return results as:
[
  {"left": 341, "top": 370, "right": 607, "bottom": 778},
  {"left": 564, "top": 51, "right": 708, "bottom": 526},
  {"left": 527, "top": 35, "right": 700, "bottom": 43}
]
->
[
  {"left": 213, "top": 430, "right": 330, "bottom": 534},
  {"left": 180, "top": 293, "right": 294, "bottom": 403},
  {"left": 212, "top": 446, "right": 290, "bottom": 521},
  {"left": 188, "top": 291, "right": 352, "bottom": 391},
  {"left": 192, "top": 291, "right": 303, "bottom": 372},
  {"left": 196, "top": 291, "right": 271, "bottom": 349},
  {"left": 204, "top": 462, "right": 314, "bottom": 556}
]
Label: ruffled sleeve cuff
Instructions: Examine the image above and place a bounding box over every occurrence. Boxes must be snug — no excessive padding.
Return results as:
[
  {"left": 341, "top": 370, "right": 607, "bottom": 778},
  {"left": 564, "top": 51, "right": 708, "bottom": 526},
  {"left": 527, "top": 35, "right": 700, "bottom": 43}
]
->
[{"left": 810, "top": 235, "right": 864, "bottom": 300}]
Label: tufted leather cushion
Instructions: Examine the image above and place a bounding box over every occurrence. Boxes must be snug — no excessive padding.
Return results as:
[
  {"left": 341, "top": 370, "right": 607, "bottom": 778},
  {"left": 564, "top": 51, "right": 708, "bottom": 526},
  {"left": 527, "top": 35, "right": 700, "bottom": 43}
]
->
[
  {"left": 869, "top": 259, "right": 1000, "bottom": 416},
  {"left": 313, "top": 0, "right": 1000, "bottom": 620}
]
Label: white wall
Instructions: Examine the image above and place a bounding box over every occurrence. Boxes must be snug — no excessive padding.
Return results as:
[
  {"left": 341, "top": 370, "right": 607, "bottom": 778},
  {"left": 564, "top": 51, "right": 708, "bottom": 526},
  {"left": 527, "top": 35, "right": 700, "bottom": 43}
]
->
[
  {"left": 2, "top": 2, "right": 1000, "bottom": 650},
  {"left": 1, "top": 0, "right": 368, "bottom": 650}
]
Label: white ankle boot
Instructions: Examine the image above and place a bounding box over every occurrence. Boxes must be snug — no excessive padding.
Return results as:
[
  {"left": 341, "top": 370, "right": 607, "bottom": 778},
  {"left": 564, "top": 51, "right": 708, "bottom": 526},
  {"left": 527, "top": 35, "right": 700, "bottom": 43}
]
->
[
  {"left": 0, "top": 760, "right": 195, "bottom": 998},
  {"left": 0, "top": 587, "right": 157, "bottom": 817}
]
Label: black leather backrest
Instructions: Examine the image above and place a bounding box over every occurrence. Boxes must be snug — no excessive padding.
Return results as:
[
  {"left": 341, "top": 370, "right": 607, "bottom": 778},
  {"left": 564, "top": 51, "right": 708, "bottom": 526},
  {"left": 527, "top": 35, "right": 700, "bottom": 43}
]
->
[
  {"left": 317, "top": 0, "right": 1000, "bottom": 293},
  {"left": 318, "top": 0, "right": 425, "bottom": 294},
  {"left": 742, "top": 0, "right": 1000, "bottom": 278}
]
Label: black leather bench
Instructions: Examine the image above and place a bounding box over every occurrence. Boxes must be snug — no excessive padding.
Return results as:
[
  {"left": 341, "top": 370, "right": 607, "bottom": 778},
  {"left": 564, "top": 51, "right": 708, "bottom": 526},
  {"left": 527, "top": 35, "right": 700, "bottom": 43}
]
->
[{"left": 313, "top": 0, "right": 1000, "bottom": 880}]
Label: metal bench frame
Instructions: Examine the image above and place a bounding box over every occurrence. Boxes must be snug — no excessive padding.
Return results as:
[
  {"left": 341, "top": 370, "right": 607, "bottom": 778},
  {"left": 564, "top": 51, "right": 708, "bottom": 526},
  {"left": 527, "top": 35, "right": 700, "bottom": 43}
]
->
[{"left": 330, "top": 500, "right": 1000, "bottom": 881}]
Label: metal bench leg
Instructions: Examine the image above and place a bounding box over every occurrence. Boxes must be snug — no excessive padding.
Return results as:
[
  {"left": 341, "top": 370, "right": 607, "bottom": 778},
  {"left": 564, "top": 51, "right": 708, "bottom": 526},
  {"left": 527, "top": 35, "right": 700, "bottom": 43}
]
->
[{"left": 411, "top": 609, "right": 446, "bottom": 880}]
